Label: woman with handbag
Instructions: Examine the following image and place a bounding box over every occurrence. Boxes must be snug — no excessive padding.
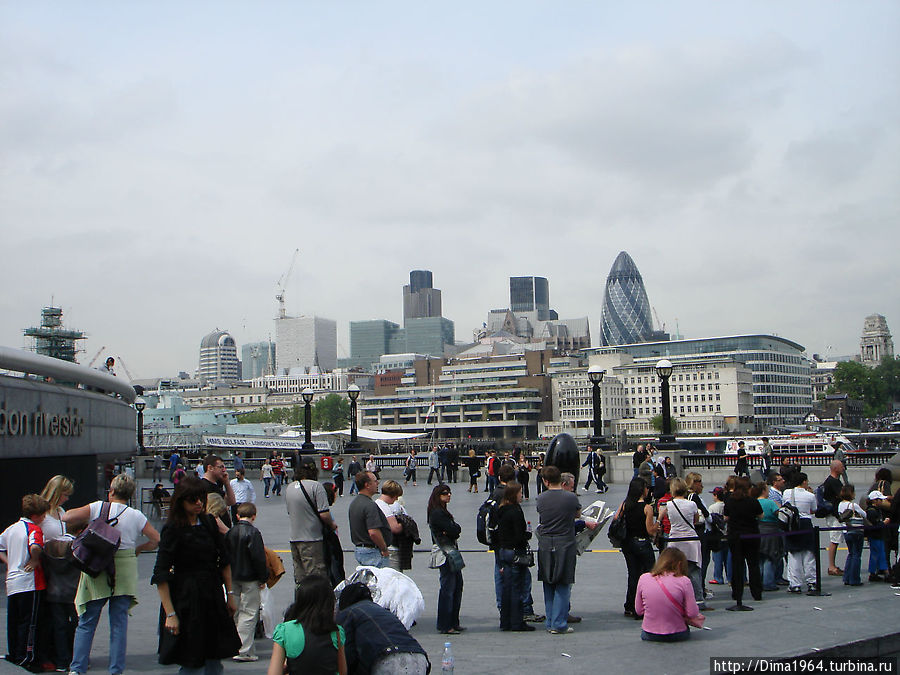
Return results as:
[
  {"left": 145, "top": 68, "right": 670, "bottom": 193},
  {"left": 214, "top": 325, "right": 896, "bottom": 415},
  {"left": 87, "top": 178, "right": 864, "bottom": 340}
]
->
[
  {"left": 621, "top": 478, "right": 658, "bottom": 620},
  {"left": 657, "top": 478, "right": 707, "bottom": 611},
  {"left": 495, "top": 481, "right": 535, "bottom": 632},
  {"left": 635, "top": 547, "right": 704, "bottom": 642},
  {"left": 426, "top": 485, "right": 465, "bottom": 635}
]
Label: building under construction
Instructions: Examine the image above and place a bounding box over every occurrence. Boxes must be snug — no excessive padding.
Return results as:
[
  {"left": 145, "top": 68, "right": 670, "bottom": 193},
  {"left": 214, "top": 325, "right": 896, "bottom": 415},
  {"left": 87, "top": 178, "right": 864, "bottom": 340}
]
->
[{"left": 24, "top": 307, "right": 86, "bottom": 363}]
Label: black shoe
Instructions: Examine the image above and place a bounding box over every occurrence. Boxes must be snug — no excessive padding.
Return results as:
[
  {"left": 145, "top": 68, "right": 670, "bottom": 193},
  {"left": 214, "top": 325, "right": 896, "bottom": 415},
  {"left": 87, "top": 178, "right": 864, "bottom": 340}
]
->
[
  {"left": 776, "top": 580, "right": 790, "bottom": 586},
  {"left": 566, "top": 614, "right": 582, "bottom": 623},
  {"left": 726, "top": 604, "right": 753, "bottom": 611},
  {"left": 511, "top": 624, "right": 536, "bottom": 632},
  {"left": 525, "top": 614, "right": 545, "bottom": 623}
]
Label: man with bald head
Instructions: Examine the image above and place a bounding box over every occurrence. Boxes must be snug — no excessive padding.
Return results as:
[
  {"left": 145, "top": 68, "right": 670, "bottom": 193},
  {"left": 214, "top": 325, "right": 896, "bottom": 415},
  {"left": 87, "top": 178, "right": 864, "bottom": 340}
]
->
[{"left": 822, "top": 459, "right": 846, "bottom": 576}]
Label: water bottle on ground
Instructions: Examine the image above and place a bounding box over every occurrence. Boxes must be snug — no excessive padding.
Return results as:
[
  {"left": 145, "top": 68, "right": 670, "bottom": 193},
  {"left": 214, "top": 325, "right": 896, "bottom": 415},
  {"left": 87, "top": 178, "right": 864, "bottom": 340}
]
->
[{"left": 441, "top": 641, "right": 454, "bottom": 672}]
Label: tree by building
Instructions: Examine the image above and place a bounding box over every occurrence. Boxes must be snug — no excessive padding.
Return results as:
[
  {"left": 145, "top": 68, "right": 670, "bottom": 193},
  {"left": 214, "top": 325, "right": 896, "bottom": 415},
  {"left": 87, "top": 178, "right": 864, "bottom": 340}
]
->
[
  {"left": 312, "top": 394, "right": 351, "bottom": 431},
  {"left": 828, "top": 357, "right": 898, "bottom": 417},
  {"left": 649, "top": 414, "right": 679, "bottom": 433}
]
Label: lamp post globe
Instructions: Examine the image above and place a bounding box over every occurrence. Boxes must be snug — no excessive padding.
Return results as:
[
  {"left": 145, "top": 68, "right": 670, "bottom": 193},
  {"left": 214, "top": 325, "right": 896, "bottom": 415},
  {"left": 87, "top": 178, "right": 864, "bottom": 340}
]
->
[
  {"left": 346, "top": 384, "right": 361, "bottom": 450},
  {"left": 587, "top": 366, "right": 607, "bottom": 450},
  {"left": 301, "top": 388, "right": 315, "bottom": 453},
  {"left": 134, "top": 397, "right": 146, "bottom": 455}
]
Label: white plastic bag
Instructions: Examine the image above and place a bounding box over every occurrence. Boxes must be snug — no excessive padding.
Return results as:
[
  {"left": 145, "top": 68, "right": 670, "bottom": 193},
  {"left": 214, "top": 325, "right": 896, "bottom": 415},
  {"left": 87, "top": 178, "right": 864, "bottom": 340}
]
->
[
  {"left": 335, "top": 566, "right": 424, "bottom": 629},
  {"left": 259, "top": 586, "right": 277, "bottom": 639}
]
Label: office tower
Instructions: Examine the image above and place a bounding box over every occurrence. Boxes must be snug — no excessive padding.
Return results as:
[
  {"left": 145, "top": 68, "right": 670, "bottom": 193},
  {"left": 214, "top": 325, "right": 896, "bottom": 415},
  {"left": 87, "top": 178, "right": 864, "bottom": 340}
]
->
[
  {"left": 403, "top": 270, "right": 442, "bottom": 326},
  {"left": 241, "top": 341, "right": 276, "bottom": 380},
  {"left": 860, "top": 314, "right": 894, "bottom": 366},
  {"left": 600, "top": 251, "right": 654, "bottom": 346},
  {"left": 510, "top": 276, "right": 551, "bottom": 320},
  {"left": 199, "top": 330, "right": 240, "bottom": 382},
  {"left": 275, "top": 316, "right": 337, "bottom": 374}
]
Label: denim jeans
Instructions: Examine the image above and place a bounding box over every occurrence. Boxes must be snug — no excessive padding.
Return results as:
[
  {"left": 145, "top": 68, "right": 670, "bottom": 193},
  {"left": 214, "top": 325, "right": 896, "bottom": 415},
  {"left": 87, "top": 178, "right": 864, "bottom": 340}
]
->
[
  {"left": 868, "top": 537, "right": 888, "bottom": 574},
  {"left": 273, "top": 474, "right": 283, "bottom": 495},
  {"left": 70, "top": 595, "right": 131, "bottom": 675},
  {"left": 355, "top": 547, "right": 387, "bottom": 568},
  {"left": 622, "top": 538, "right": 655, "bottom": 613},
  {"left": 844, "top": 532, "right": 864, "bottom": 585},
  {"left": 687, "top": 561, "right": 704, "bottom": 605},
  {"left": 711, "top": 547, "right": 732, "bottom": 583},
  {"left": 498, "top": 553, "right": 527, "bottom": 629},
  {"left": 760, "top": 555, "right": 778, "bottom": 589},
  {"left": 436, "top": 565, "right": 463, "bottom": 632},
  {"left": 263, "top": 477, "right": 271, "bottom": 496},
  {"left": 542, "top": 582, "right": 572, "bottom": 631},
  {"left": 178, "top": 660, "right": 224, "bottom": 675}
]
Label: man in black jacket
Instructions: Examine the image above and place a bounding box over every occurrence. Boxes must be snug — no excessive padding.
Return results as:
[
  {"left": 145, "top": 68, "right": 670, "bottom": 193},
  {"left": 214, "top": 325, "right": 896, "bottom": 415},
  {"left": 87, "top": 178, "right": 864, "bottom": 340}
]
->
[{"left": 225, "top": 503, "right": 268, "bottom": 662}]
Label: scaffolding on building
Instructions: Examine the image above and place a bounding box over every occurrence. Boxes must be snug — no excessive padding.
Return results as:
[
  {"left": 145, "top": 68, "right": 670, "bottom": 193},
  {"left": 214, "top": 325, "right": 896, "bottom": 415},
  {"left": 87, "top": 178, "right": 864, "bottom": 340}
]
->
[{"left": 24, "top": 307, "right": 87, "bottom": 363}]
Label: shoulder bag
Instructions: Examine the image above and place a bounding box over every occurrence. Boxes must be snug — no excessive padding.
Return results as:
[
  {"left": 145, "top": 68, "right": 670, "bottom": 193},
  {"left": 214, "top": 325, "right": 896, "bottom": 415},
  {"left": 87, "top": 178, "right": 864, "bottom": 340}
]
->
[
  {"left": 654, "top": 575, "right": 705, "bottom": 629},
  {"left": 607, "top": 502, "right": 627, "bottom": 548}
]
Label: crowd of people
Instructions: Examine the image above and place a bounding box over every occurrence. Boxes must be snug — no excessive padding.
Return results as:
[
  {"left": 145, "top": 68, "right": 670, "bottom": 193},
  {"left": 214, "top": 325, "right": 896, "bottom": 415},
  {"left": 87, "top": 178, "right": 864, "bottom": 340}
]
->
[{"left": 2, "top": 442, "right": 898, "bottom": 673}]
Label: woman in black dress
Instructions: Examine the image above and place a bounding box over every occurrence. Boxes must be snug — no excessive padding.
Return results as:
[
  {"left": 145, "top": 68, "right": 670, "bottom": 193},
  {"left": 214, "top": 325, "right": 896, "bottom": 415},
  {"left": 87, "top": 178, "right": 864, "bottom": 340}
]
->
[
  {"left": 620, "top": 478, "right": 658, "bottom": 619},
  {"left": 152, "top": 477, "right": 241, "bottom": 674}
]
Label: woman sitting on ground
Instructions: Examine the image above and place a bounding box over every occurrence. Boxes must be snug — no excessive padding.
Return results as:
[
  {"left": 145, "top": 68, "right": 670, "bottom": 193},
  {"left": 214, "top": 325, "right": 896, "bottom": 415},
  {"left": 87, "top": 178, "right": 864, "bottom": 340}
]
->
[
  {"left": 635, "top": 547, "right": 702, "bottom": 642},
  {"left": 268, "top": 575, "right": 346, "bottom": 675}
]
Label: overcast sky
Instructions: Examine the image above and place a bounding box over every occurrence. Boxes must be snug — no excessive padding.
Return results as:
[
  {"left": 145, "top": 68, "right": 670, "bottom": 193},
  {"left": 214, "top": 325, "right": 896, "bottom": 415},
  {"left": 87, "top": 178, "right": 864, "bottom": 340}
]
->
[{"left": 2, "top": 2, "right": 898, "bottom": 378}]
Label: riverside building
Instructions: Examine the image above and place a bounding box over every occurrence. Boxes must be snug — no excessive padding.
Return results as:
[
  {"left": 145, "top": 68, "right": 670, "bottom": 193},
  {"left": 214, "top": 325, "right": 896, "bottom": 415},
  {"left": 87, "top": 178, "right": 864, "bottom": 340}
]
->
[
  {"left": 198, "top": 330, "right": 240, "bottom": 383},
  {"left": 586, "top": 334, "right": 812, "bottom": 432}
]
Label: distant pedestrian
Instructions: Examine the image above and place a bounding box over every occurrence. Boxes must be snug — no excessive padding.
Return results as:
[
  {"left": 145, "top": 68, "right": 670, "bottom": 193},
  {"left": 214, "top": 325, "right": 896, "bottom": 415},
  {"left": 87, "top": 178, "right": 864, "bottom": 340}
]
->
[
  {"left": 733, "top": 441, "right": 749, "bottom": 478},
  {"left": 270, "top": 453, "right": 285, "bottom": 496},
  {"left": 427, "top": 447, "right": 441, "bottom": 486},
  {"left": 261, "top": 459, "right": 274, "bottom": 498},
  {"left": 465, "top": 449, "right": 481, "bottom": 493},
  {"left": 404, "top": 449, "right": 417, "bottom": 486},
  {"left": 347, "top": 457, "right": 362, "bottom": 495},
  {"left": 230, "top": 468, "right": 257, "bottom": 522},
  {"left": 153, "top": 453, "right": 164, "bottom": 482},
  {"left": 332, "top": 458, "right": 345, "bottom": 497}
]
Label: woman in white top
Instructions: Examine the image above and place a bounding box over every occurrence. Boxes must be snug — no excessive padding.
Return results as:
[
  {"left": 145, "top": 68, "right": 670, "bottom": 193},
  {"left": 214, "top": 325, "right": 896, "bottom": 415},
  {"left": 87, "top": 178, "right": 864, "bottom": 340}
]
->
[
  {"left": 837, "top": 485, "right": 868, "bottom": 586},
  {"left": 658, "top": 478, "right": 705, "bottom": 609},
  {"left": 39, "top": 475, "right": 74, "bottom": 542},
  {"left": 261, "top": 459, "right": 274, "bottom": 498},
  {"left": 376, "top": 480, "right": 407, "bottom": 571},
  {"left": 782, "top": 472, "right": 818, "bottom": 594},
  {"left": 63, "top": 474, "right": 160, "bottom": 675}
]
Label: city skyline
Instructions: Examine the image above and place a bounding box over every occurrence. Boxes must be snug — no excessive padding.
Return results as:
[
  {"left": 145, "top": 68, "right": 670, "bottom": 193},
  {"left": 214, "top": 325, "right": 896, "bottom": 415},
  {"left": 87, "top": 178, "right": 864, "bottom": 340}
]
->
[{"left": 1, "top": 3, "right": 898, "bottom": 376}]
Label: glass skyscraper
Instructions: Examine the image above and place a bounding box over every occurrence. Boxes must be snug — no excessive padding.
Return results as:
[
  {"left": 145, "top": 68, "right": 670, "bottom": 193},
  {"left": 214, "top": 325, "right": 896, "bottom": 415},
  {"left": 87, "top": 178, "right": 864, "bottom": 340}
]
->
[
  {"left": 510, "top": 276, "right": 550, "bottom": 319},
  {"left": 600, "top": 251, "right": 654, "bottom": 346}
]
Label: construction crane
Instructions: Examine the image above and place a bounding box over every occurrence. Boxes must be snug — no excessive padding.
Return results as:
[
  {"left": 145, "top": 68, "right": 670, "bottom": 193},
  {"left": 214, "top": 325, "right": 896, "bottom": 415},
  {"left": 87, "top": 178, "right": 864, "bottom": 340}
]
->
[
  {"left": 116, "top": 356, "right": 136, "bottom": 381},
  {"left": 87, "top": 345, "right": 107, "bottom": 367},
  {"left": 652, "top": 306, "right": 666, "bottom": 333},
  {"left": 275, "top": 248, "right": 300, "bottom": 319}
]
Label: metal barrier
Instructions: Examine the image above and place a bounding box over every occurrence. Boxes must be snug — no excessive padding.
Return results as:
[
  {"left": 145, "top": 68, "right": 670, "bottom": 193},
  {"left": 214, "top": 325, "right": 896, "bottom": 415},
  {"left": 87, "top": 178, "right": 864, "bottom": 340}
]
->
[{"left": 682, "top": 451, "right": 895, "bottom": 470}]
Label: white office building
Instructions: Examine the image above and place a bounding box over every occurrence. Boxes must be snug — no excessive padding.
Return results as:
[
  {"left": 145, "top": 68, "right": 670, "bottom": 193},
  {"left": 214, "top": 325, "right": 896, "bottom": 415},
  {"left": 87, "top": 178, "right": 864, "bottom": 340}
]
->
[
  {"left": 275, "top": 316, "right": 337, "bottom": 374},
  {"left": 198, "top": 330, "right": 240, "bottom": 383}
]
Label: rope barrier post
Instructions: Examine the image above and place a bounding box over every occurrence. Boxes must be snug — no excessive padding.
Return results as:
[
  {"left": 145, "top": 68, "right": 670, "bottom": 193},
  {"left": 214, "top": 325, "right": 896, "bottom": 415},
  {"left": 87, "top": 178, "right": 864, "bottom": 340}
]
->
[{"left": 808, "top": 525, "right": 831, "bottom": 597}]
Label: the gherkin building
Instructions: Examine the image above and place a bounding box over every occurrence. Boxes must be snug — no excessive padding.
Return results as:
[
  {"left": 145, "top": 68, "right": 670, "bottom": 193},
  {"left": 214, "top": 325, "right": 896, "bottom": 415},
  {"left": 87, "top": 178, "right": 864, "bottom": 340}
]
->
[{"left": 600, "top": 251, "right": 654, "bottom": 346}]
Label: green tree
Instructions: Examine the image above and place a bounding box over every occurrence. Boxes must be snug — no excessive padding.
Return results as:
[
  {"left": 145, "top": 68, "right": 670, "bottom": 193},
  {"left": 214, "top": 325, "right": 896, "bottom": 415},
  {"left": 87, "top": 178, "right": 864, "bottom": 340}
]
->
[
  {"left": 829, "top": 360, "right": 889, "bottom": 417},
  {"left": 649, "top": 414, "right": 678, "bottom": 433},
  {"left": 312, "top": 394, "right": 351, "bottom": 431}
]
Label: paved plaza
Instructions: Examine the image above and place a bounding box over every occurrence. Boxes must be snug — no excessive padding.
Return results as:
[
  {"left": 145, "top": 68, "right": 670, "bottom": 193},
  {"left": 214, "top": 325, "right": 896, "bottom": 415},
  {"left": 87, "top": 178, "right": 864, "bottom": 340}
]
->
[{"left": 3, "top": 470, "right": 899, "bottom": 674}]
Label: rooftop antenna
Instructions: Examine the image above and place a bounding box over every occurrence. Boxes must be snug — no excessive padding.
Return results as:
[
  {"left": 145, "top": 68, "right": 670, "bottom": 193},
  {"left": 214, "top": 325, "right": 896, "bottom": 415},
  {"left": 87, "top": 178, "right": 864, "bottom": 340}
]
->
[{"left": 275, "top": 248, "right": 300, "bottom": 319}]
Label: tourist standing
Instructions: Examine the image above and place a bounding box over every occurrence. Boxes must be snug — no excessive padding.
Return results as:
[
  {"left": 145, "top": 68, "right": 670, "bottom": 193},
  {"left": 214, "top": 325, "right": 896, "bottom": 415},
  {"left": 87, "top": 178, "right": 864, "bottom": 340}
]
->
[
  {"left": 375, "top": 480, "right": 406, "bottom": 571},
  {"left": 261, "top": 459, "right": 274, "bottom": 498},
  {"left": 495, "top": 482, "right": 535, "bottom": 632},
  {"left": 347, "top": 457, "right": 363, "bottom": 495},
  {"left": 658, "top": 478, "right": 706, "bottom": 611},
  {"left": 724, "top": 476, "right": 762, "bottom": 610},
  {"left": 226, "top": 504, "right": 268, "bottom": 662},
  {"left": 152, "top": 477, "right": 241, "bottom": 673},
  {"left": 838, "top": 486, "right": 867, "bottom": 586},
  {"left": 229, "top": 468, "right": 256, "bottom": 522},
  {"left": 427, "top": 447, "right": 441, "bottom": 486},
  {"left": 270, "top": 453, "right": 285, "bottom": 497},
  {"left": 201, "top": 455, "right": 236, "bottom": 529},
  {"left": 620, "top": 478, "right": 658, "bottom": 619},
  {"left": 64, "top": 475, "right": 159, "bottom": 675},
  {"left": 332, "top": 458, "right": 345, "bottom": 497},
  {"left": 783, "top": 473, "right": 818, "bottom": 594},
  {"left": 733, "top": 441, "right": 749, "bottom": 478},
  {"left": 427, "top": 484, "right": 464, "bottom": 634},
  {"left": 822, "top": 460, "right": 846, "bottom": 577},
  {"left": 755, "top": 482, "right": 783, "bottom": 592},
  {"left": 348, "top": 472, "right": 391, "bottom": 568},
  {"left": 404, "top": 449, "right": 417, "bottom": 486},
  {"left": 285, "top": 461, "right": 337, "bottom": 583}
]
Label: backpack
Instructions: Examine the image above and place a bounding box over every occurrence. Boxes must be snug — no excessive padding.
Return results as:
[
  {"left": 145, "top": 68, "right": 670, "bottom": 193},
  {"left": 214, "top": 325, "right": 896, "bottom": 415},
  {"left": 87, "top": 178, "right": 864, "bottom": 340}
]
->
[
  {"left": 776, "top": 501, "right": 801, "bottom": 531},
  {"left": 71, "top": 502, "right": 121, "bottom": 581},
  {"left": 475, "top": 495, "right": 500, "bottom": 547},
  {"left": 814, "top": 483, "right": 834, "bottom": 518}
]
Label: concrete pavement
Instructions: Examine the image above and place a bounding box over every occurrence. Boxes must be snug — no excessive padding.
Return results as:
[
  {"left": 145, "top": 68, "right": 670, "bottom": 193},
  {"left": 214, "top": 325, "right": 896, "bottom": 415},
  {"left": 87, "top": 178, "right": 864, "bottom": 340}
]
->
[{"left": 3, "top": 470, "right": 899, "bottom": 674}]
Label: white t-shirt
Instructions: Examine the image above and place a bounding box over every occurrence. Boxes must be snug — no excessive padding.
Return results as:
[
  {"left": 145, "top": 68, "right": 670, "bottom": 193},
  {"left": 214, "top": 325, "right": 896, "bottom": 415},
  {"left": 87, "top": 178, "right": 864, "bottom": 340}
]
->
[
  {"left": 0, "top": 519, "right": 44, "bottom": 596},
  {"left": 838, "top": 500, "right": 866, "bottom": 527},
  {"left": 40, "top": 509, "right": 67, "bottom": 542},
  {"left": 376, "top": 499, "right": 406, "bottom": 551},
  {"left": 88, "top": 502, "right": 148, "bottom": 550},
  {"left": 783, "top": 488, "right": 817, "bottom": 518}
]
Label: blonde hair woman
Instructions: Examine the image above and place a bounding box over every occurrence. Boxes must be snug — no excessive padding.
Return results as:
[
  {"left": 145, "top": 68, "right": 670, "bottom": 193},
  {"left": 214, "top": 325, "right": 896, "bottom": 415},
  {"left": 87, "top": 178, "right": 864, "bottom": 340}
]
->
[{"left": 40, "top": 475, "right": 74, "bottom": 541}]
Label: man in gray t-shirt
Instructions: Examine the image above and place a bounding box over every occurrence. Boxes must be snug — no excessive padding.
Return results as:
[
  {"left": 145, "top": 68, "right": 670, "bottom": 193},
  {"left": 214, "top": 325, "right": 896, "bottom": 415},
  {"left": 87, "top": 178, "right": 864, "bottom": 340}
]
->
[
  {"left": 285, "top": 462, "right": 336, "bottom": 584},
  {"left": 348, "top": 471, "right": 391, "bottom": 568}
]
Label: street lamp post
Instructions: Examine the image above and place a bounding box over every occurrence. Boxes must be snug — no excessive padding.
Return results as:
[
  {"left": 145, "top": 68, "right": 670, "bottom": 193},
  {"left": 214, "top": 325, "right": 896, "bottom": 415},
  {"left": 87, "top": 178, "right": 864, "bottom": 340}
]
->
[
  {"left": 301, "top": 388, "right": 315, "bottom": 453},
  {"left": 134, "top": 397, "right": 146, "bottom": 455},
  {"left": 346, "top": 384, "right": 360, "bottom": 450},
  {"left": 655, "top": 359, "right": 678, "bottom": 450},
  {"left": 587, "top": 366, "right": 607, "bottom": 450}
]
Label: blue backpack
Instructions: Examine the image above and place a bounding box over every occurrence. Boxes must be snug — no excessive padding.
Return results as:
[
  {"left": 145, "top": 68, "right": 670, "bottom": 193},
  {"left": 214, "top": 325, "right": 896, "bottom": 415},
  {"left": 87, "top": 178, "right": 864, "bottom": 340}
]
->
[{"left": 814, "top": 483, "right": 834, "bottom": 518}]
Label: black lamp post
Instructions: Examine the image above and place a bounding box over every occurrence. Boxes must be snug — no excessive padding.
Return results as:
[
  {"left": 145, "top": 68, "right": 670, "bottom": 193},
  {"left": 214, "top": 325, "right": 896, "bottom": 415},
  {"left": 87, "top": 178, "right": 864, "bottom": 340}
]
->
[
  {"left": 346, "top": 384, "right": 360, "bottom": 450},
  {"left": 588, "top": 365, "right": 607, "bottom": 450},
  {"left": 134, "top": 397, "right": 146, "bottom": 455},
  {"left": 655, "top": 359, "right": 678, "bottom": 448},
  {"left": 301, "top": 388, "right": 315, "bottom": 453}
]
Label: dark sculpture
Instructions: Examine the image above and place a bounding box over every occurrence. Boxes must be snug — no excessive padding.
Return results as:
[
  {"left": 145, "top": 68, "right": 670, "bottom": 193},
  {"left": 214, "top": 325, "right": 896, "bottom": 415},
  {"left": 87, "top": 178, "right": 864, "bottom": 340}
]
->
[{"left": 545, "top": 433, "right": 580, "bottom": 486}]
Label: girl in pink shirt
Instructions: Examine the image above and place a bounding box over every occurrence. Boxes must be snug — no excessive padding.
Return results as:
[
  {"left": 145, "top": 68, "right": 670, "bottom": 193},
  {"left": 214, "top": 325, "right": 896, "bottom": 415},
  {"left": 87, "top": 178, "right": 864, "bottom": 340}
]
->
[{"left": 635, "top": 547, "right": 702, "bottom": 642}]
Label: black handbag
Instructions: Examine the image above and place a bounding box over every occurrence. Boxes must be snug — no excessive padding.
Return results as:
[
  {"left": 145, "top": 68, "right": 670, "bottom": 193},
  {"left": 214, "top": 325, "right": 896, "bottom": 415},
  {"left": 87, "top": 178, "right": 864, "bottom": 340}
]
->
[
  {"left": 513, "top": 549, "right": 535, "bottom": 567},
  {"left": 607, "top": 502, "right": 627, "bottom": 548}
]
